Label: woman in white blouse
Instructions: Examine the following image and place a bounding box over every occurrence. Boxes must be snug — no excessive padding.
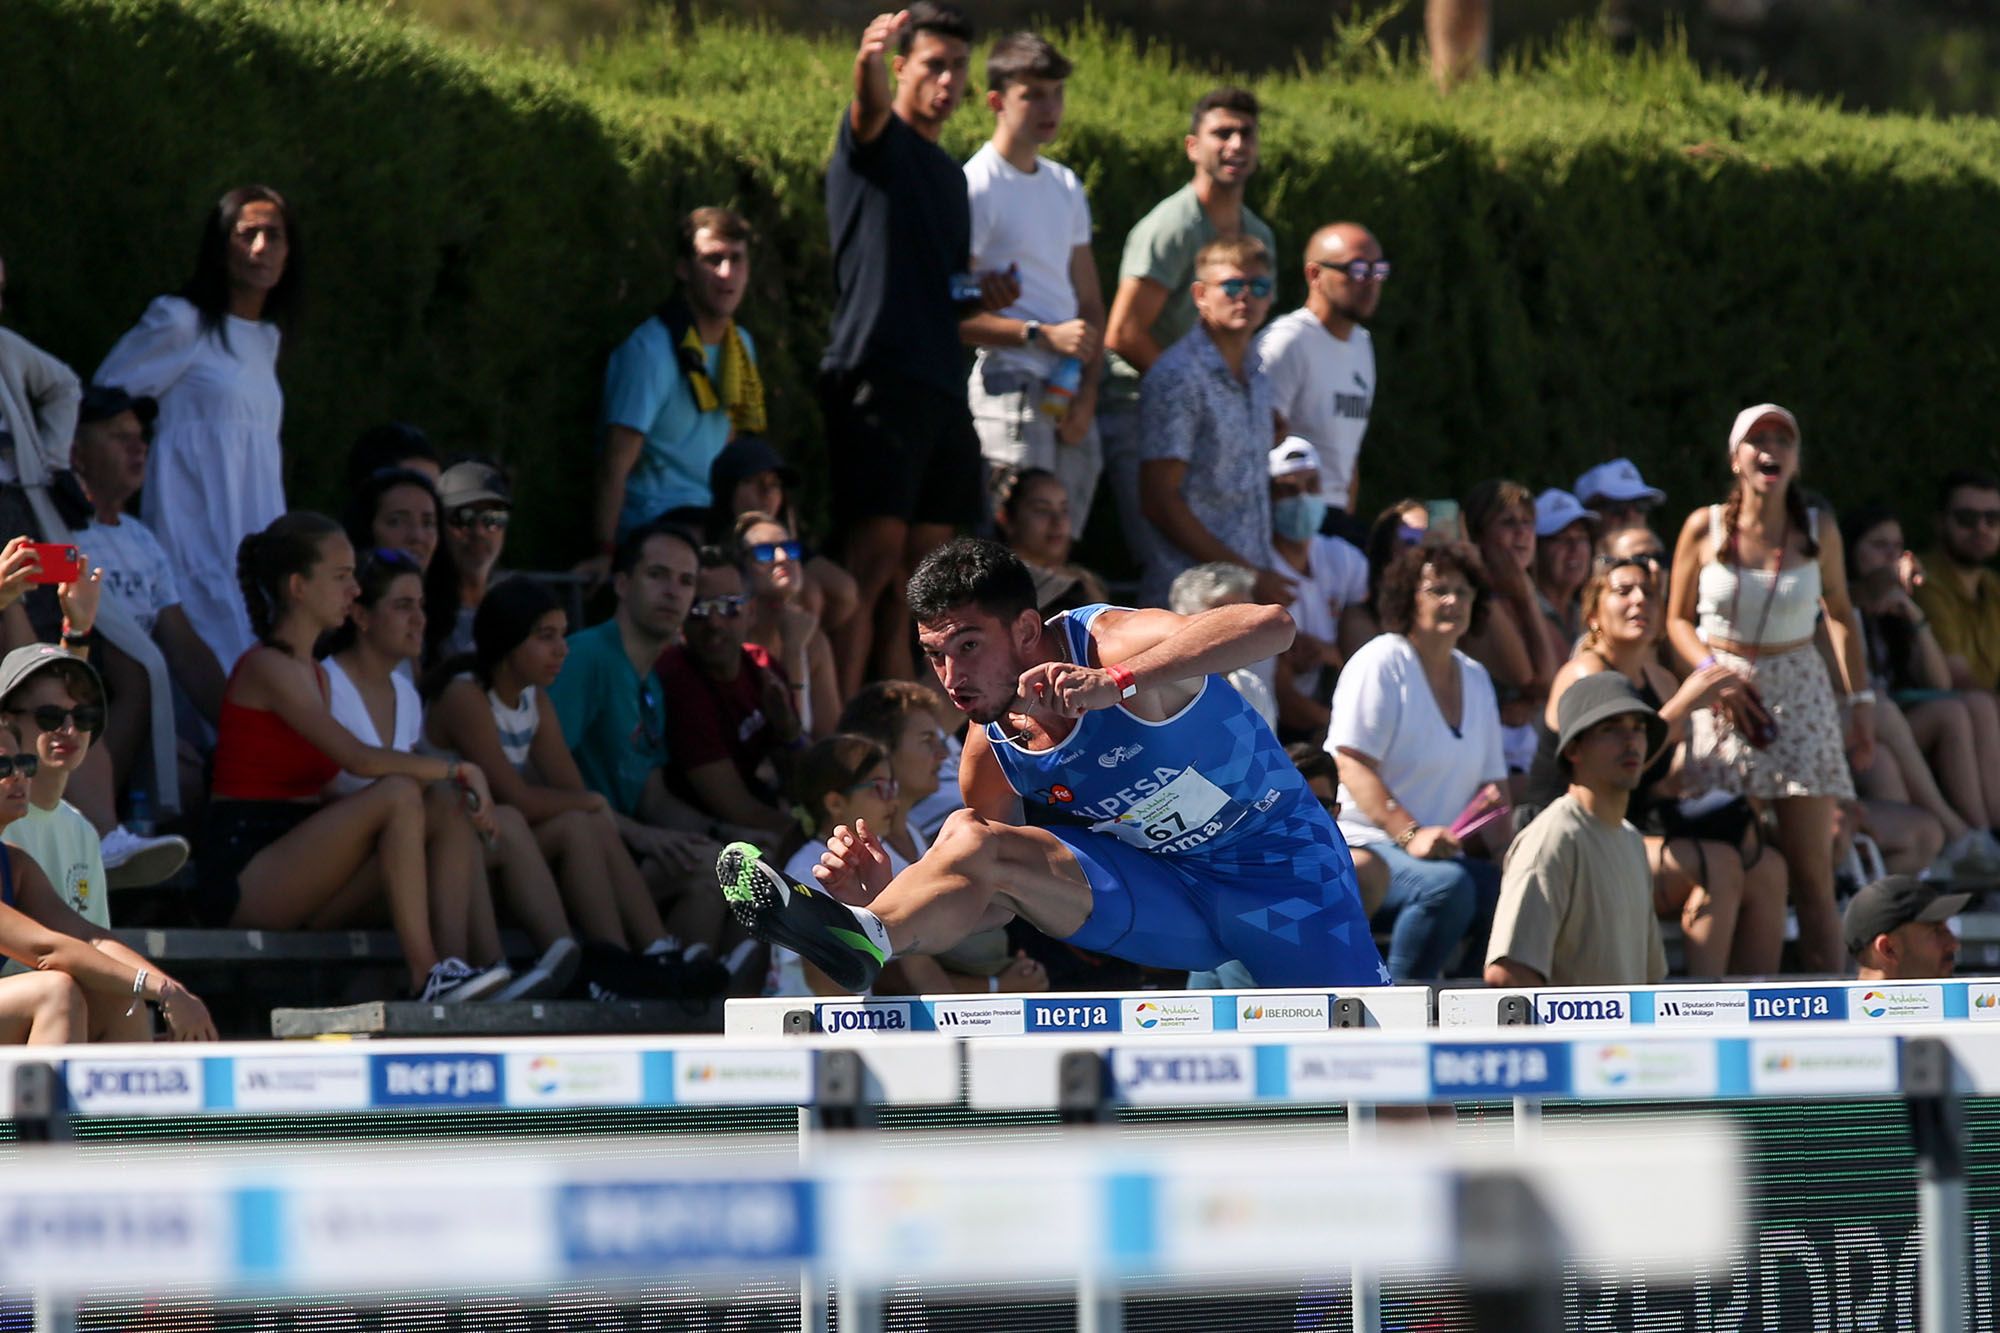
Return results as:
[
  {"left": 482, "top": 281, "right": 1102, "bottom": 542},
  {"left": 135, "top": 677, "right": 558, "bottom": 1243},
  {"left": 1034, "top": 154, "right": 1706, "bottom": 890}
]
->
[
  {"left": 1326, "top": 541, "right": 1510, "bottom": 980},
  {"left": 95, "top": 186, "right": 298, "bottom": 669}
]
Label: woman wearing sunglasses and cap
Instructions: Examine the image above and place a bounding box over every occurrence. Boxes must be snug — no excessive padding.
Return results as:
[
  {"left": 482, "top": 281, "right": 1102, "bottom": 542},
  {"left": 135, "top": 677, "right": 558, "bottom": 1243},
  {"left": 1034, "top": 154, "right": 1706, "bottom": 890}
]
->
[
  {"left": 734, "top": 511, "right": 839, "bottom": 741},
  {"left": 1666, "top": 403, "right": 1875, "bottom": 974},
  {"left": 0, "top": 713, "right": 215, "bottom": 1040}
]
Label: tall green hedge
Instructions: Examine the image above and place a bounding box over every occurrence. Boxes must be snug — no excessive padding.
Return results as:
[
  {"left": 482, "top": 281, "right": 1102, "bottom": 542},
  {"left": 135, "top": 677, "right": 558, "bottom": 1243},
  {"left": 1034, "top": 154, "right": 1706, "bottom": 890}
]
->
[{"left": 5, "top": 0, "right": 2000, "bottom": 570}]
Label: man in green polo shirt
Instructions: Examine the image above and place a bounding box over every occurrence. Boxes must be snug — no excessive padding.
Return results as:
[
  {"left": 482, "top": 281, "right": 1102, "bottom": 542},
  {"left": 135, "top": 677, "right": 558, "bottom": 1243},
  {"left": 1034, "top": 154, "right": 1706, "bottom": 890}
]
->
[
  {"left": 1101, "top": 87, "right": 1277, "bottom": 590},
  {"left": 1915, "top": 468, "right": 2000, "bottom": 691}
]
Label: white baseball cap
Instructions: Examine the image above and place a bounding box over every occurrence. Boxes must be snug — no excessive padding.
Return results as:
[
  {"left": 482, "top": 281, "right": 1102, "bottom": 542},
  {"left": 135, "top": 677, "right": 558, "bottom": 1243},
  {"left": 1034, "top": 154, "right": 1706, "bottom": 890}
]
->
[
  {"left": 1728, "top": 403, "right": 1800, "bottom": 452},
  {"left": 1268, "top": 436, "right": 1320, "bottom": 479},
  {"left": 1534, "top": 488, "right": 1599, "bottom": 538},
  {"left": 1574, "top": 457, "right": 1665, "bottom": 507}
]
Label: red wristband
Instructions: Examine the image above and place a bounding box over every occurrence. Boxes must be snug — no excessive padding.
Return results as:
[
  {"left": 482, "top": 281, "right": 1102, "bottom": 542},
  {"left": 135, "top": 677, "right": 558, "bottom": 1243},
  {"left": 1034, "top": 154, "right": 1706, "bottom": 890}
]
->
[{"left": 1106, "top": 663, "right": 1138, "bottom": 699}]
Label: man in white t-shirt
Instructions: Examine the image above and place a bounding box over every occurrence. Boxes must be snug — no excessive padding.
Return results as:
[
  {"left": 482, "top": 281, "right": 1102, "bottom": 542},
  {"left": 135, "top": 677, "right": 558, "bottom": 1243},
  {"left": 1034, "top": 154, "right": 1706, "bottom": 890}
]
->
[
  {"left": 1267, "top": 438, "right": 1369, "bottom": 738},
  {"left": 959, "top": 31, "right": 1106, "bottom": 532},
  {"left": 1254, "top": 223, "right": 1385, "bottom": 537},
  {"left": 70, "top": 385, "right": 225, "bottom": 725}
]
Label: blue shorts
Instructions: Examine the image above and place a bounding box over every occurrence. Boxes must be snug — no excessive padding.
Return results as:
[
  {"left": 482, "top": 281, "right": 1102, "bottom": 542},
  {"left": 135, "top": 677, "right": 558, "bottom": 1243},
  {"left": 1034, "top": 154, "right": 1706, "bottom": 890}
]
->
[{"left": 1049, "top": 825, "right": 1388, "bottom": 989}]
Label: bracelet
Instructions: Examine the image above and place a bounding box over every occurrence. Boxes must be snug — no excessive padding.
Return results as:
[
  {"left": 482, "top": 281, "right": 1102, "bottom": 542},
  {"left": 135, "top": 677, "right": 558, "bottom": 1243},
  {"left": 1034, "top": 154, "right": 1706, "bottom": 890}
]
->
[
  {"left": 1848, "top": 689, "right": 1878, "bottom": 707},
  {"left": 125, "top": 968, "right": 149, "bottom": 1017},
  {"left": 988, "top": 975, "right": 1000, "bottom": 994},
  {"left": 59, "top": 620, "right": 89, "bottom": 645},
  {"left": 1105, "top": 663, "right": 1139, "bottom": 699},
  {"left": 1698, "top": 655, "right": 1717, "bottom": 671},
  {"left": 1394, "top": 823, "right": 1419, "bottom": 848}
]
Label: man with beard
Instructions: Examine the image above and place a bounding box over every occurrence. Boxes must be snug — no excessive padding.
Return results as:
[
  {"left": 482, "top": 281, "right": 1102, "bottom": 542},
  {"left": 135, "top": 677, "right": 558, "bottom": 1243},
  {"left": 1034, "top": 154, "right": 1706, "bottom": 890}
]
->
[
  {"left": 584, "top": 208, "right": 759, "bottom": 582},
  {"left": 1101, "top": 88, "right": 1275, "bottom": 592},
  {"left": 715, "top": 537, "right": 1387, "bottom": 992},
  {"left": 1255, "top": 223, "right": 1386, "bottom": 542},
  {"left": 1915, "top": 468, "right": 2000, "bottom": 692}
]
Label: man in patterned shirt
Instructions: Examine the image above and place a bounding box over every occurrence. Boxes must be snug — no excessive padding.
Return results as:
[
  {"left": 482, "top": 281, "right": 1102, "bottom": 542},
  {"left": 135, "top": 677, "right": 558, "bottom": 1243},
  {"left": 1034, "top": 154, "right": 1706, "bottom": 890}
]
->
[{"left": 1135, "top": 235, "right": 1292, "bottom": 610}]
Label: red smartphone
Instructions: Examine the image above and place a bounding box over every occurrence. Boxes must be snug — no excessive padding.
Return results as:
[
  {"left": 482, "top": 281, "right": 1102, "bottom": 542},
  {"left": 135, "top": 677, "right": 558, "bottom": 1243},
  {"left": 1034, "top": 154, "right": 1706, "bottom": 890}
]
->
[{"left": 26, "top": 543, "right": 83, "bottom": 585}]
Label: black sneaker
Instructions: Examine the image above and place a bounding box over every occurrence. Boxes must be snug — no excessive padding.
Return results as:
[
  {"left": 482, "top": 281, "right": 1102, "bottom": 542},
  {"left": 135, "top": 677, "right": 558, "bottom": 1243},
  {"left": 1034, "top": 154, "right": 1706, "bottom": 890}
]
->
[
  {"left": 716, "top": 842, "right": 884, "bottom": 993},
  {"left": 665, "top": 944, "right": 731, "bottom": 998}
]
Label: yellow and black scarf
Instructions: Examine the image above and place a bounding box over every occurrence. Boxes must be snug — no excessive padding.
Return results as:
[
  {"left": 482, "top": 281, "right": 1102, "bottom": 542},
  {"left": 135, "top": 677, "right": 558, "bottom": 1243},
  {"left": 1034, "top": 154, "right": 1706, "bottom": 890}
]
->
[{"left": 657, "top": 297, "right": 766, "bottom": 435}]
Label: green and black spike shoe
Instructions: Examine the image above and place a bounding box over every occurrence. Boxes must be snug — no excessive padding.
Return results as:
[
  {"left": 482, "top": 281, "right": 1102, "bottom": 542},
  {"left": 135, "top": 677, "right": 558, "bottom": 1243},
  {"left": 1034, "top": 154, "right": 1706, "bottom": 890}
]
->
[{"left": 716, "top": 842, "right": 885, "bottom": 993}]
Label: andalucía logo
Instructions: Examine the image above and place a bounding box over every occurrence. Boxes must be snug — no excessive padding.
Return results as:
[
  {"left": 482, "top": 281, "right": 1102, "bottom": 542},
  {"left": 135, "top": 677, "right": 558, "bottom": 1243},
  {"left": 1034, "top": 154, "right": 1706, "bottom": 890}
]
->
[
  {"left": 1979, "top": 992, "right": 1999, "bottom": 1010},
  {"left": 1860, "top": 991, "right": 1888, "bottom": 1018},
  {"left": 1134, "top": 1002, "right": 1163, "bottom": 1029}
]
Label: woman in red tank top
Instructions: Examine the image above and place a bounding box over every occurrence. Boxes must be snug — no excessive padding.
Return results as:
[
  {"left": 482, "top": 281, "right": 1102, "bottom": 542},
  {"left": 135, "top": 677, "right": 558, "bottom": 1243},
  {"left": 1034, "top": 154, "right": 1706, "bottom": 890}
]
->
[{"left": 206, "top": 512, "right": 508, "bottom": 1002}]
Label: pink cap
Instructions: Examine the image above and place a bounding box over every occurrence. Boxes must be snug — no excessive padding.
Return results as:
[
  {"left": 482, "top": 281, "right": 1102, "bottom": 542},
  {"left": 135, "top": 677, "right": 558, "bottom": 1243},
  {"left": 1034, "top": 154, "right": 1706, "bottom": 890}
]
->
[{"left": 1728, "top": 403, "right": 1800, "bottom": 452}]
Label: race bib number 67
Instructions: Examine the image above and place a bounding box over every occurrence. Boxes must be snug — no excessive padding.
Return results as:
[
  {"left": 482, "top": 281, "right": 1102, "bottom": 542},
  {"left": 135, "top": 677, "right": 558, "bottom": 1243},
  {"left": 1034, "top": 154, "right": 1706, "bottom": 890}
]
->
[{"left": 1097, "top": 767, "right": 1243, "bottom": 852}]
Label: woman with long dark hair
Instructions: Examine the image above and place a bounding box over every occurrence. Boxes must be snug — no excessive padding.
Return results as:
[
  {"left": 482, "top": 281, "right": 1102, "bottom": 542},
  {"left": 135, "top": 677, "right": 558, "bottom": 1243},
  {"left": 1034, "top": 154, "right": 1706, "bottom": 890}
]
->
[
  {"left": 96, "top": 185, "right": 302, "bottom": 668},
  {"left": 1665, "top": 403, "right": 1875, "bottom": 973},
  {"left": 208, "top": 513, "right": 509, "bottom": 1002}
]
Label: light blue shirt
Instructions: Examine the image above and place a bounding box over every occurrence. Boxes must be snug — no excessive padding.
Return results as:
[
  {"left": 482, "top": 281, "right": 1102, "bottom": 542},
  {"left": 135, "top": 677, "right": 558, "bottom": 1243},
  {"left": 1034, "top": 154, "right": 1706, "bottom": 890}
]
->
[{"left": 600, "top": 317, "right": 756, "bottom": 533}]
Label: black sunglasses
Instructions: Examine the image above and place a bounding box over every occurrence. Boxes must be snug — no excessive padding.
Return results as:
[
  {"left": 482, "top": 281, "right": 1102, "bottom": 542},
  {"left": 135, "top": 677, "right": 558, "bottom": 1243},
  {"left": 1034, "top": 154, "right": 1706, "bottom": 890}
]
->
[
  {"left": 687, "top": 594, "right": 748, "bottom": 621},
  {"left": 24, "top": 705, "right": 102, "bottom": 734},
  {"left": 1313, "top": 258, "right": 1393, "bottom": 282},
  {"left": 0, "top": 755, "right": 40, "bottom": 780},
  {"left": 448, "top": 507, "right": 510, "bottom": 532}
]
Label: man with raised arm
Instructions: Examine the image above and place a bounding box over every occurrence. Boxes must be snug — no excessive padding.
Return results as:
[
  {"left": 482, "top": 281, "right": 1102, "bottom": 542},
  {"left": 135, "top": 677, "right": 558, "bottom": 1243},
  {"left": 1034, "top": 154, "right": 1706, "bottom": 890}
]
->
[
  {"left": 715, "top": 538, "right": 1386, "bottom": 991},
  {"left": 820, "top": 4, "right": 1020, "bottom": 695}
]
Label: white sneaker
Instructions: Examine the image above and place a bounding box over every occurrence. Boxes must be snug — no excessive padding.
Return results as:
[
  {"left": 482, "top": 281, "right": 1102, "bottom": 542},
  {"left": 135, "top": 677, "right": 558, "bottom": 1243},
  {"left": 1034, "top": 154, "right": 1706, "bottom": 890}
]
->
[
  {"left": 418, "top": 957, "right": 512, "bottom": 1004},
  {"left": 101, "top": 826, "right": 191, "bottom": 889},
  {"left": 491, "top": 938, "right": 582, "bottom": 1002}
]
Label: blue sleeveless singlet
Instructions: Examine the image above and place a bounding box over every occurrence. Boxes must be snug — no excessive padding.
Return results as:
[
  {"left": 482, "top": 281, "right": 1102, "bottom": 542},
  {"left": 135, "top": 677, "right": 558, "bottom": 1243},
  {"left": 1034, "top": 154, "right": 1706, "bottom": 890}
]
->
[{"left": 983, "top": 605, "right": 1387, "bottom": 988}]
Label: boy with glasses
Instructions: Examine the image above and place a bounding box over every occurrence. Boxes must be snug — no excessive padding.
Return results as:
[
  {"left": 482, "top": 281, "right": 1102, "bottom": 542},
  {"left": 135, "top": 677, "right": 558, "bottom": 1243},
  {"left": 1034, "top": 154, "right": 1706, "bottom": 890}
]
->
[
  {"left": 1137, "top": 235, "right": 1290, "bottom": 609},
  {"left": 656, "top": 547, "right": 799, "bottom": 838},
  {"left": 435, "top": 460, "right": 513, "bottom": 659},
  {"left": 1255, "top": 224, "right": 1386, "bottom": 538},
  {"left": 1915, "top": 468, "right": 2000, "bottom": 692}
]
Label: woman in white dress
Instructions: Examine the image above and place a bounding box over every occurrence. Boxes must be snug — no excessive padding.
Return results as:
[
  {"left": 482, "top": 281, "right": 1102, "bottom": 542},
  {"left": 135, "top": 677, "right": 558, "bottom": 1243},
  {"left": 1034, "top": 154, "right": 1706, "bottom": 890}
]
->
[{"left": 95, "top": 185, "right": 299, "bottom": 668}]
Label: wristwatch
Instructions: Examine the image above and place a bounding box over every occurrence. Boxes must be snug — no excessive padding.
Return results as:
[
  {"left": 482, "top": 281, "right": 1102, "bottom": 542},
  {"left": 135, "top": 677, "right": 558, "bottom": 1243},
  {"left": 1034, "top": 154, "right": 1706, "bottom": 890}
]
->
[{"left": 1022, "top": 319, "right": 1042, "bottom": 347}]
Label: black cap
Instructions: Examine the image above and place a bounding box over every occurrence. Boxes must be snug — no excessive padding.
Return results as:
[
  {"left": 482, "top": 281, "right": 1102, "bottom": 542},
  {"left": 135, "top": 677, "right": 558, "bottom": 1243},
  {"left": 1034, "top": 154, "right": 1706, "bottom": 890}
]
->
[
  {"left": 1843, "top": 875, "right": 1970, "bottom": 959},
  {"left": 707, "top": 435, "right": 800, "bottom": 507},
  {"left": 78, "top": 384, "right": 156, "bottom": 427},
  {"left": 1554, "top": 672, "right": 1666, "bottom": 769}
]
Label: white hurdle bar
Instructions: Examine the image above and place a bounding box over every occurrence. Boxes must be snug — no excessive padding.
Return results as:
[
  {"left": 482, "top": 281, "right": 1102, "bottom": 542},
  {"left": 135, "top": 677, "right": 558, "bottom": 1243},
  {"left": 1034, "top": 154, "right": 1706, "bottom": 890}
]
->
[{"left": 0, "top": 1124, "right": 1743, "bottom": 1333}]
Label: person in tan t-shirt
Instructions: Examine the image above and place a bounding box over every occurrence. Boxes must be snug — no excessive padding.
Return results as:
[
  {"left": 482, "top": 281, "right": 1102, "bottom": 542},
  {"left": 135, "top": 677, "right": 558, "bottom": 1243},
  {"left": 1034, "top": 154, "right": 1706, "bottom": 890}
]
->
[{"left": 1486, "top": 672, "right": 1667, "bottom": 988}]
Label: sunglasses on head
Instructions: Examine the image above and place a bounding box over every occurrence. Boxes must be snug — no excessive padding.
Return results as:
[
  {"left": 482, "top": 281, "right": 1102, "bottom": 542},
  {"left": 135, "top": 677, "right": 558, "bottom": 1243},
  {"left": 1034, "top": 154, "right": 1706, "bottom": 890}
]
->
[
  {"left": 0, "top": 754, "right": 39, "bottom": 780},
  {"left": 448, "top": 507, "right": 509, "bottom": 532},
  {"left": 687, "top": 594, "right": 748, "bottom": 621},
  {"left": 1212, "top": 276, "right": 1275, "bottom": 300},
  {"left": 22, "top": 704, "right": 102, "bottom": 734},
  {"left": 1595, "top": 553, "right": 1662, "bottom": 574},
  {"left": 750, "top": 540, "right": 803, "bottom": 564}
]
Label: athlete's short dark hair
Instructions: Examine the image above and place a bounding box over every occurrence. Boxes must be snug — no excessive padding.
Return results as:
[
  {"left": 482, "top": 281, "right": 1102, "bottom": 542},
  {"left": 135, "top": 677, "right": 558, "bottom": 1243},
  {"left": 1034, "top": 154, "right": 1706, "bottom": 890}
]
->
[
  {"left": 1191, "top": 86, "right": 1259, "bottom": 136},
  {"left": 899, "top": 2, "right": 973, "bottom": 55},
  {"left": 907, "top": 537, "right": 1037, "bottom": 626}
]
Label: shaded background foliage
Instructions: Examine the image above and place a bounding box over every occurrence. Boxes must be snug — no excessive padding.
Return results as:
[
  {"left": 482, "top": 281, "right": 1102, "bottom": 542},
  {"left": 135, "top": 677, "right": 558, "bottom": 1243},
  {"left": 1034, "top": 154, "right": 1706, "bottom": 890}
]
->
[{"left": 3, "top": 0, "right": 1999, "bottom": 574}]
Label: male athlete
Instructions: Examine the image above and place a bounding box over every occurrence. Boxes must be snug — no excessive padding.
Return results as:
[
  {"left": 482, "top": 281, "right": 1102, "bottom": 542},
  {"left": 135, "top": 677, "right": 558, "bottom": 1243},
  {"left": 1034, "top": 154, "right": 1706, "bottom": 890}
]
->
[{"left": 717, "top": 538, "right": 1388, "bottom": 990}]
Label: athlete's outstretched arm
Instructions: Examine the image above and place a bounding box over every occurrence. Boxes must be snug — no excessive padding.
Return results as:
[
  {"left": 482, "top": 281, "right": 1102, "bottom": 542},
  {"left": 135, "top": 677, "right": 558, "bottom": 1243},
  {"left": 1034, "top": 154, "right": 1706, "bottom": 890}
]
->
[{"left": 1023, "top": 604, "right": 1296, "bottom": 716}]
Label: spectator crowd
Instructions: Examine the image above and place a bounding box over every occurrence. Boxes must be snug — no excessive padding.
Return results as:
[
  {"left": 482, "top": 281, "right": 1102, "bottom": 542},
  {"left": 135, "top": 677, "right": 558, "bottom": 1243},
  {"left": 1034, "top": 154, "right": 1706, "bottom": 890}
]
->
[{"left": 0, "top": 2, "right": 1985, "bottom": 1038}]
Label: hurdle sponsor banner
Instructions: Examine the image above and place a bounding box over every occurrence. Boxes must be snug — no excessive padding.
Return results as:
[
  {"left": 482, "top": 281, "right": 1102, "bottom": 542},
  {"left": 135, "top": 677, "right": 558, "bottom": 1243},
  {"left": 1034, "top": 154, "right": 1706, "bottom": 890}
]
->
[
  {"left": 1533, "top": 991, "right": 1633, "bottom": 1030},
  {"left": 673, "top": 1050, "right": 813, "bottom": 1105},
  {"left": 1235, "top": 994, "right": 1333, "bottom": 1033},
  {"left": 66, "top": 1057, "right": 206, "bottom": 1114},
  {"left": 1286, "top": 1043, "right": 1431, "bottom": 1101},
  {"left": 232, "top": 1056, "right": 371, "bottom": 1113},
  {"left": 287, "top": 1179, "right": 547, "bottom": 1285},
  {"left": 1122, "top": 996, "right": 1213, "bottom": 1034},
  {"left": 1745, "top": 986, "right": 1848, "bottom": 1022},
  {"left": 556, "top": 1179, "right": 815, "bottom": 1272},
  {"left": 1748, "top": 1036, "right": 1899, "bottom": 1096},
  {"left": 1112, "top": 1045, "right": 1255, "bottom": 1104},
  {"left": 1650, "top": 990, "right": 1751, "bottom": 1028},
  {"left": 1970, "top": 982, "right": 2000, "bottom": 1021},
  {"left": 505, "top": 1052, "right": 645, "bottom": 1107},
  {"left": 1150, "top": 1161, "right": 1452, "bottom": 1273},
  {"left": 0, "top": 1188, "right": 228, "bottom": 1286},
  {"left": 368, "top": 1054, "right": 504, "bottom": 1108},
  {"left": 1428, "top": 1042, "right": 1570, "bottom": 1098},
  {"left": 1846, "top": 985, "right": 1945, "bottom": 1024},
  {"left": 1024, "top": 998, "right": 1122, "bottom": 1032},
  {"left": 1571, "top": 1040, "right": 1719, "bottom": 1099},
  {"left": 815, "top": 1001, "right": 918, "bottom": 1035},
  {"left": 931, "top": 998, "right": 1026, "bottom": 1035}
]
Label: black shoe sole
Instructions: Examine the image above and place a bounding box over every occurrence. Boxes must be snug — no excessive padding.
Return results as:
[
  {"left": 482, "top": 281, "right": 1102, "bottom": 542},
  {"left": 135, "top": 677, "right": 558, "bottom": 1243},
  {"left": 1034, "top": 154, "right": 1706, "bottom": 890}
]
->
[{"left": 716, "top": 842, "right": 882, "bottom": 994}]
